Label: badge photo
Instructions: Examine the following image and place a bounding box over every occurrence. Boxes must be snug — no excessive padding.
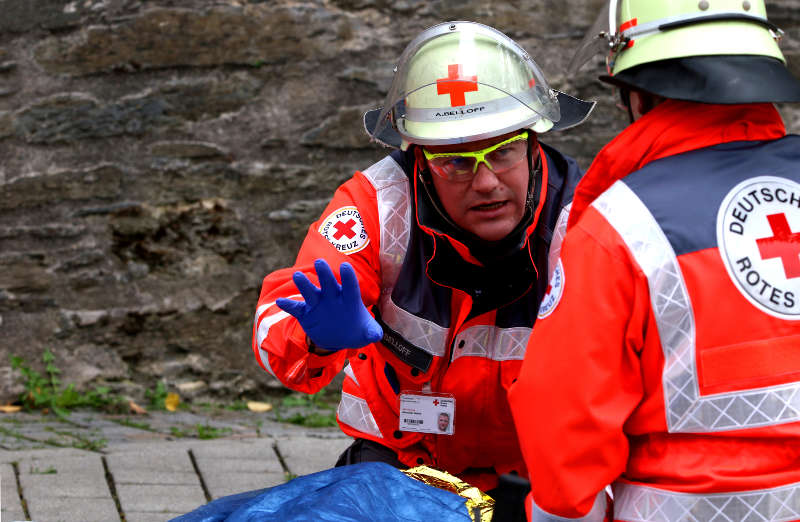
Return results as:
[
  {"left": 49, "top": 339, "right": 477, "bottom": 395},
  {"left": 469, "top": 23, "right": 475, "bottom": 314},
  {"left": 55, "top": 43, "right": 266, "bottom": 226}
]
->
[
  {"left": 399, "top": 393, "right": 455, "bottom": 436},
  {"left": 717, "top": 176, "right": 800, "bottom": 320},
  {"left": 318, "top": 206, "right": 370, "bottom": 255}
]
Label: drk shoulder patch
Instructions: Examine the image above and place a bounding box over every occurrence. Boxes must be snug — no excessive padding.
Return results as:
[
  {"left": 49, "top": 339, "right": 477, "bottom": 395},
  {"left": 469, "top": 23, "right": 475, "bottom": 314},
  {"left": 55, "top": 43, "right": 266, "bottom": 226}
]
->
[
  {"left": 538, "top": 258, "right": 565, "bottom": 319},
  {"left": 318, "top": 206, "right": 370, "bottom": 255},
  {"left": 717, "top": 175, "right": 800, "bottom": 320}
]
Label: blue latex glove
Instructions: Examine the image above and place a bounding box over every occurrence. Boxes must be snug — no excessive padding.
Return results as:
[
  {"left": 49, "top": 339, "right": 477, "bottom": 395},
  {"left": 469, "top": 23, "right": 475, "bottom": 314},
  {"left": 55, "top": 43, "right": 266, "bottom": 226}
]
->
[{"left": 276, "top": 259, "right": 383, "bottom": 351}]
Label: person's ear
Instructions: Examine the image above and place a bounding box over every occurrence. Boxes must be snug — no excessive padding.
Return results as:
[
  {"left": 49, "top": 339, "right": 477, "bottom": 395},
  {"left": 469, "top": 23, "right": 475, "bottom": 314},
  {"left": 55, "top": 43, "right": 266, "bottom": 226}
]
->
[{"left": 629, "top": 90, "right": 664, "bottom": 120}]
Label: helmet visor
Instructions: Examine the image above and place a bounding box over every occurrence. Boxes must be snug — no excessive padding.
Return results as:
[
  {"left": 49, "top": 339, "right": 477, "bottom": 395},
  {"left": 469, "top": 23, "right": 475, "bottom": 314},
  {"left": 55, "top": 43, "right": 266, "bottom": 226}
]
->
[
  {"left": 567, "top": 0, "right": 618, "bottom": 75},
  {"left": 370, "top": 21, "right": 561, "bottom": 146}
]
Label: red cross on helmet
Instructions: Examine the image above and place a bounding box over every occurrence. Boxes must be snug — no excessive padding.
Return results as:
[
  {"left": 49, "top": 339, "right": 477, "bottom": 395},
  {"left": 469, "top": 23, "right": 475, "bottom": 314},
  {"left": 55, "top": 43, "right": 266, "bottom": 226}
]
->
[{"left": 365, "top": 21, "right": 595, "bottom": 150}]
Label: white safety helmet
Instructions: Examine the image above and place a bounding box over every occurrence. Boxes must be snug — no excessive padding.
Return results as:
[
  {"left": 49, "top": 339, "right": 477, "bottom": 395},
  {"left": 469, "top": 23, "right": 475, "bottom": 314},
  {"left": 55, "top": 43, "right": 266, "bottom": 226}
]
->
[{"left": 365, "top": 21, "right": 595, "bottom": 149}]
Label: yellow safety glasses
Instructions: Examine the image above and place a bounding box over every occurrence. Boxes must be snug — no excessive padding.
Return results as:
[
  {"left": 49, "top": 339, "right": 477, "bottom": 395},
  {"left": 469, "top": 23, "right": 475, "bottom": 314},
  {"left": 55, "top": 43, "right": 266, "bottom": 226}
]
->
[{"left": 423, "top": 132, "right": 528, "bottom": 182}]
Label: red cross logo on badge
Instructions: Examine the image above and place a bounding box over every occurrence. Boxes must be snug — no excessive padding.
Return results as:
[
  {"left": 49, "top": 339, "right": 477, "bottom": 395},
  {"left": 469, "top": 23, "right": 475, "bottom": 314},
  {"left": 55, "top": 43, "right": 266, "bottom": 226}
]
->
[
  {"left": 432, "top": 399, "right": 439, "bottom": 406},
  {"left": 756, "top": 213, "right": 800, "bottom": 279},
  {"left": 333, "top": 219, "right": 357, "bottom": 241},
  {"left": 318, "top": 206, "right": 370, "bottom": 255},
  {"left": 437, "top": 64, "right": 478, "bottom": 107},
  {"left": 717, "top": 176, "right": 800, "bottom": 319}
]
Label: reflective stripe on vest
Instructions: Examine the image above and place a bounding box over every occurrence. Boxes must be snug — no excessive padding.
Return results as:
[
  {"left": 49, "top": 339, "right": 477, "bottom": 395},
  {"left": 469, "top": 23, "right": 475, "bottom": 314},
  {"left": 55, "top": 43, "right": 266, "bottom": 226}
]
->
[
  {"left": 451, "top": 325, "right": 530, "bottom": 362},
  {"left": 337, "top": 391, "right": 382, "bottom": 438},
  {"left": 530, "top": 491, "right": 607, "bottom": 522},
  {"left": 361, "top": 156, "right": 449, "bottom": 358},
  {"left": 614, "top": 481, "right": 800, "bottom": 522},
  {"left": 592, "top": 181, "right": 800, "bottom": 432}
]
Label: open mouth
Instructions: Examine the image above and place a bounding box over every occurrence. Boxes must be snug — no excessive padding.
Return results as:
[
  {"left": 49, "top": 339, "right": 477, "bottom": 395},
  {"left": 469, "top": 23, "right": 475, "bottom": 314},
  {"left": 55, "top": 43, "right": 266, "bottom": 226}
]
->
[{"left": 472, "top": 201, "right": 506, "bottom": 211}]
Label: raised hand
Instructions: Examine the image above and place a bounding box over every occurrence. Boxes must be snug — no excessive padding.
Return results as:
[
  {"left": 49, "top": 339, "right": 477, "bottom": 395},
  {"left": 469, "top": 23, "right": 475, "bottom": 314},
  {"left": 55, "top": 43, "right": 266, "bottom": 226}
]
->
[{"left": 276, "top": 259, "right": 383, "bottom": 351}]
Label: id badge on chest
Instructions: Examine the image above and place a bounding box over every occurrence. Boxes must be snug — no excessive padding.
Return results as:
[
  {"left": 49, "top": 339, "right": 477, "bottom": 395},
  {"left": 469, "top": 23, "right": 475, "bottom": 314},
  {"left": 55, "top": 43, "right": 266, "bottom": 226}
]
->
[{"left": 399, "top": 392, "right": 455, "bottom": 435}]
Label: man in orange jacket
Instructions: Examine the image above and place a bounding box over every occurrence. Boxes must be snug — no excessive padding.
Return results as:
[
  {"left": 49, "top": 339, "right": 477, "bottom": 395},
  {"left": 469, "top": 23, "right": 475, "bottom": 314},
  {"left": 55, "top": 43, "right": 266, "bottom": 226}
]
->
[
  {"left": 252, "top": 21, "right": 594, "bottom": 494},
  {"left": 509, "top": 0, "right": 800, "bottom": 520}
]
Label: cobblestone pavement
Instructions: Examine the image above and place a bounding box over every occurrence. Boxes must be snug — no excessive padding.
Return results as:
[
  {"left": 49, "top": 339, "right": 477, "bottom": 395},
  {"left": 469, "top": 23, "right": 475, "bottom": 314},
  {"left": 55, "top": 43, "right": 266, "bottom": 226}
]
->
[{"left": 0, "top": 410, "right": 351, "bottom": 522}]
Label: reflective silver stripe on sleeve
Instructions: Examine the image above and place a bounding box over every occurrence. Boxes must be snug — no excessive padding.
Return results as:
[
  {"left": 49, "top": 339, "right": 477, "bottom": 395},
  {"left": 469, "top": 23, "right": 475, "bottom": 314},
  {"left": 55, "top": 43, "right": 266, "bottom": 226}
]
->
[
  {"left": 362, "top": 156, "right": 450, "bottom": 358},
  {"left": 592, "top": 181, "right": 800, "bottom": 432},
  {"left": 343, "top": 362, "right": 359, "bottom": 387},
  {"left": 530, "top": 491, "right": 607, "bottom": 522},
  {"left": 547, "top": 203, "right": 571, "bottom": 283},
  {"left": 254, "top": 298, "right": 299, "bottom": 378},
  {"left": 451, "top": 325, "right": 530, "bottom": 362},
  {"left": 614, "top": 481, "right": 800, "bottom": 522},
  {"left": 337, "top": 391, "right": 382, "bottom": 439}
]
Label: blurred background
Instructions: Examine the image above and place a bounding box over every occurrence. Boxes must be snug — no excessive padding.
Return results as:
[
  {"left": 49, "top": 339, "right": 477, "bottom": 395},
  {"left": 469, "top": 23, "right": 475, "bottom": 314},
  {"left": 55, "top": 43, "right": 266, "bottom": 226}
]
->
[{"left": 1, "top": 0, "right": 799, "bottom": 405}]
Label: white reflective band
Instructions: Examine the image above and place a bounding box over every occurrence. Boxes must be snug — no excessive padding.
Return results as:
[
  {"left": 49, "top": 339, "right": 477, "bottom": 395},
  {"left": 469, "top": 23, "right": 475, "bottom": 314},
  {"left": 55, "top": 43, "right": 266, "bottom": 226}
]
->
[
  {"left": 620, "top": 11, "right": 770, "bottom": 40},
  {"left": 530, "top": 491, "right": 607, "bottom": 522},
  {"left": 614, "top": 481, "right": 800, "bottom": 522},
  {"left": 362, "top": 157, "right": 450, "bottom": 356},
  {"left": 361, "top": 156, "right": 411, "bottom": 288},
  {"left": 343, "top": 363, "right": 359, "bottom": 387},
  {"left": 451, "top": 325, "right": 530, "bottom": 362},
  {"left": 380, "top": 297, "right": 449, "bottom": 357},
  {"left": 548, "top": 203, "right": 571, "bottom": 283},
  {"left": 593, "top": 181, "right": 800, "bottom": 432},
  {"left": 337, "top": 391, "right": 382, "bottom": 438},
  {"left": 257, "top": 346, "right": 276, "bottom": 377},
  {"left": 404, "top": 91, "right": 538, "bottom": 123},
  {"left": 255, "top": 297, "right": 299, "bottom": 350}
]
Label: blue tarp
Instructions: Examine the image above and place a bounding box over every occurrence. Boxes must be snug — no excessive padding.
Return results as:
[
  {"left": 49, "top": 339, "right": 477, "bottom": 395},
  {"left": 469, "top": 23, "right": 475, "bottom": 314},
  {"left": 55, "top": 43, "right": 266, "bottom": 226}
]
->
[{"left": 171, "top": 462, "right": 474, "bottom": 522}]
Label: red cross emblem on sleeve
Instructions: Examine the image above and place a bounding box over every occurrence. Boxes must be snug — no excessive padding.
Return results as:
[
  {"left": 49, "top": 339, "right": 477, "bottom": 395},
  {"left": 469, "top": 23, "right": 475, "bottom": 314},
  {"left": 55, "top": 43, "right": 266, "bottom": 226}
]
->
[
  {"left": 333, "top": 219, "right": 357, "bottom": 241},
  {"left": 756, "top": 212, "right": 800, "bottom": 279},
  {"left": 436, "top": 64, "right": 478, "bottom": 107}
]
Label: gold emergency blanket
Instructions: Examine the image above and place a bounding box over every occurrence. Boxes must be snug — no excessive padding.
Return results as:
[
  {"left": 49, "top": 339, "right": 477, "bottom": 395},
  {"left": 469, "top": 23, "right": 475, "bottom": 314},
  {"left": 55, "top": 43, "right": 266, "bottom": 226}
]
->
[{"left": 402, "top": 465, "right": 494, "bottom": 522}]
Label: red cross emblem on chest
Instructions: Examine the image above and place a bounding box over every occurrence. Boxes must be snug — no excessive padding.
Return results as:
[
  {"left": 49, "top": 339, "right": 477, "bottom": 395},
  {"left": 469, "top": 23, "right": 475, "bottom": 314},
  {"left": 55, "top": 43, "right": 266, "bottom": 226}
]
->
[
  {"left": 333, "top": 219, "right": 357, "bottom": 240},
  {"left": 756, "top": 212, "right": 800, "bottom": 279},
  {"left": 436, "top": 64, "right": 478, "bottom": 107}
]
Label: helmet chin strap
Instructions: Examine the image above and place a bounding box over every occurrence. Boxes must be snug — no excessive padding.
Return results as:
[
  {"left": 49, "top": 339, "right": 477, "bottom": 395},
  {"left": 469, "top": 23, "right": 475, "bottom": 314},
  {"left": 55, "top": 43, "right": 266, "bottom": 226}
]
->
[{"left": 523, "top": 130, "right": 542, "bottom": 217}]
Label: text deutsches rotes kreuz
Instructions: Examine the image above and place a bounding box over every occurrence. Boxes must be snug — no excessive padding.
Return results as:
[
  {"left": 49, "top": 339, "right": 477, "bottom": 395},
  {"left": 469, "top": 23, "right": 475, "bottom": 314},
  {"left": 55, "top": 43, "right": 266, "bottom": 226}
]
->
[{"left": 718, "top": 177, "right": 800, "bottom": 319}]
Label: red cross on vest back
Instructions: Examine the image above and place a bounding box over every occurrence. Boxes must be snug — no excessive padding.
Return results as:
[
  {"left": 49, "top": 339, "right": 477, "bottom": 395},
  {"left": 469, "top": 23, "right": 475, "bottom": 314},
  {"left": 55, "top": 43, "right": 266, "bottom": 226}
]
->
[
  {"left": 333, "top": 219, "right": 357, "bottom": 240},
  {"left": 756, "top": 212, "right": 800, "bottom": 279},
  {"left": 436, "top": 64, "right": 478, "bottom": 107}
]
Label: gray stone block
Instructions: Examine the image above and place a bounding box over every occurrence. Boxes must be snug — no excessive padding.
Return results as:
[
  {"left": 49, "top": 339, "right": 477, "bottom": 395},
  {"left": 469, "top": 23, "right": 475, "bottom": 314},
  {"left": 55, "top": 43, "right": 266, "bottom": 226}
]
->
[
  {"left": 113, "top": 469, "right": 200, "bottom": 486},
  {"left": 115, "top": 484, "right": 206, "bottom": 514},
  {"left": 20, "top": 474, "right": 109, "bottom": 499},
  {"left": 203, "top": 471, "right": 285, "bottom": 499},
  {"left": 126, "top": 511, "right": 186, "bottom": 522},
  {"left": 275, "top": 436, "right": 352, "bottom": 476},
  {"left": 0, "top": 448, "right": 92, "bottom": 464},
  {"left": 189, "top": 437, "right": 279, "bottom": 463},
  {"left": 1, "top": 463, "right": 26, "bottom": 522},
  {"left": 194, "top": 455, "right": 282, "bottom": 474},
  {"left": 107, "top": 450, "right": 195, "bottom": 474},
  {"left": 27, "top": 497, "right": 120, "bottom": 522}
]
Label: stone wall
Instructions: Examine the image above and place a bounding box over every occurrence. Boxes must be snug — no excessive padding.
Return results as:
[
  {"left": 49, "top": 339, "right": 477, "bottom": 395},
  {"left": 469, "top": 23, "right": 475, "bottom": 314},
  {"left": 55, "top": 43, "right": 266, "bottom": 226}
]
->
[{"left": 2, "top": 0, "right": 799, "bottom": 401}]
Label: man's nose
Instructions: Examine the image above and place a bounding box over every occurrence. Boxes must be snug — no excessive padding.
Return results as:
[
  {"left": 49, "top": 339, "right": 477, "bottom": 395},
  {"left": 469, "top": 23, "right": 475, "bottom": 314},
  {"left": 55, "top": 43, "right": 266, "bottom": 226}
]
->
[{"left": 471, "top": 161, "right": 501, "bottom": 192}]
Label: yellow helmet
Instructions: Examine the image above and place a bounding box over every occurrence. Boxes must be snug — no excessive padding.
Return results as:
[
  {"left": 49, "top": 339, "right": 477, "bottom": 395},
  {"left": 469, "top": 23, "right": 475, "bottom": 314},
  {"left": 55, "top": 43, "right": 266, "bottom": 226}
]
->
[
  {"left": 569, "top": 0, "right": 800, "bottom": 103},
  {"left": 365, "top": 21, "right": 594, "bottom": 149}
]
